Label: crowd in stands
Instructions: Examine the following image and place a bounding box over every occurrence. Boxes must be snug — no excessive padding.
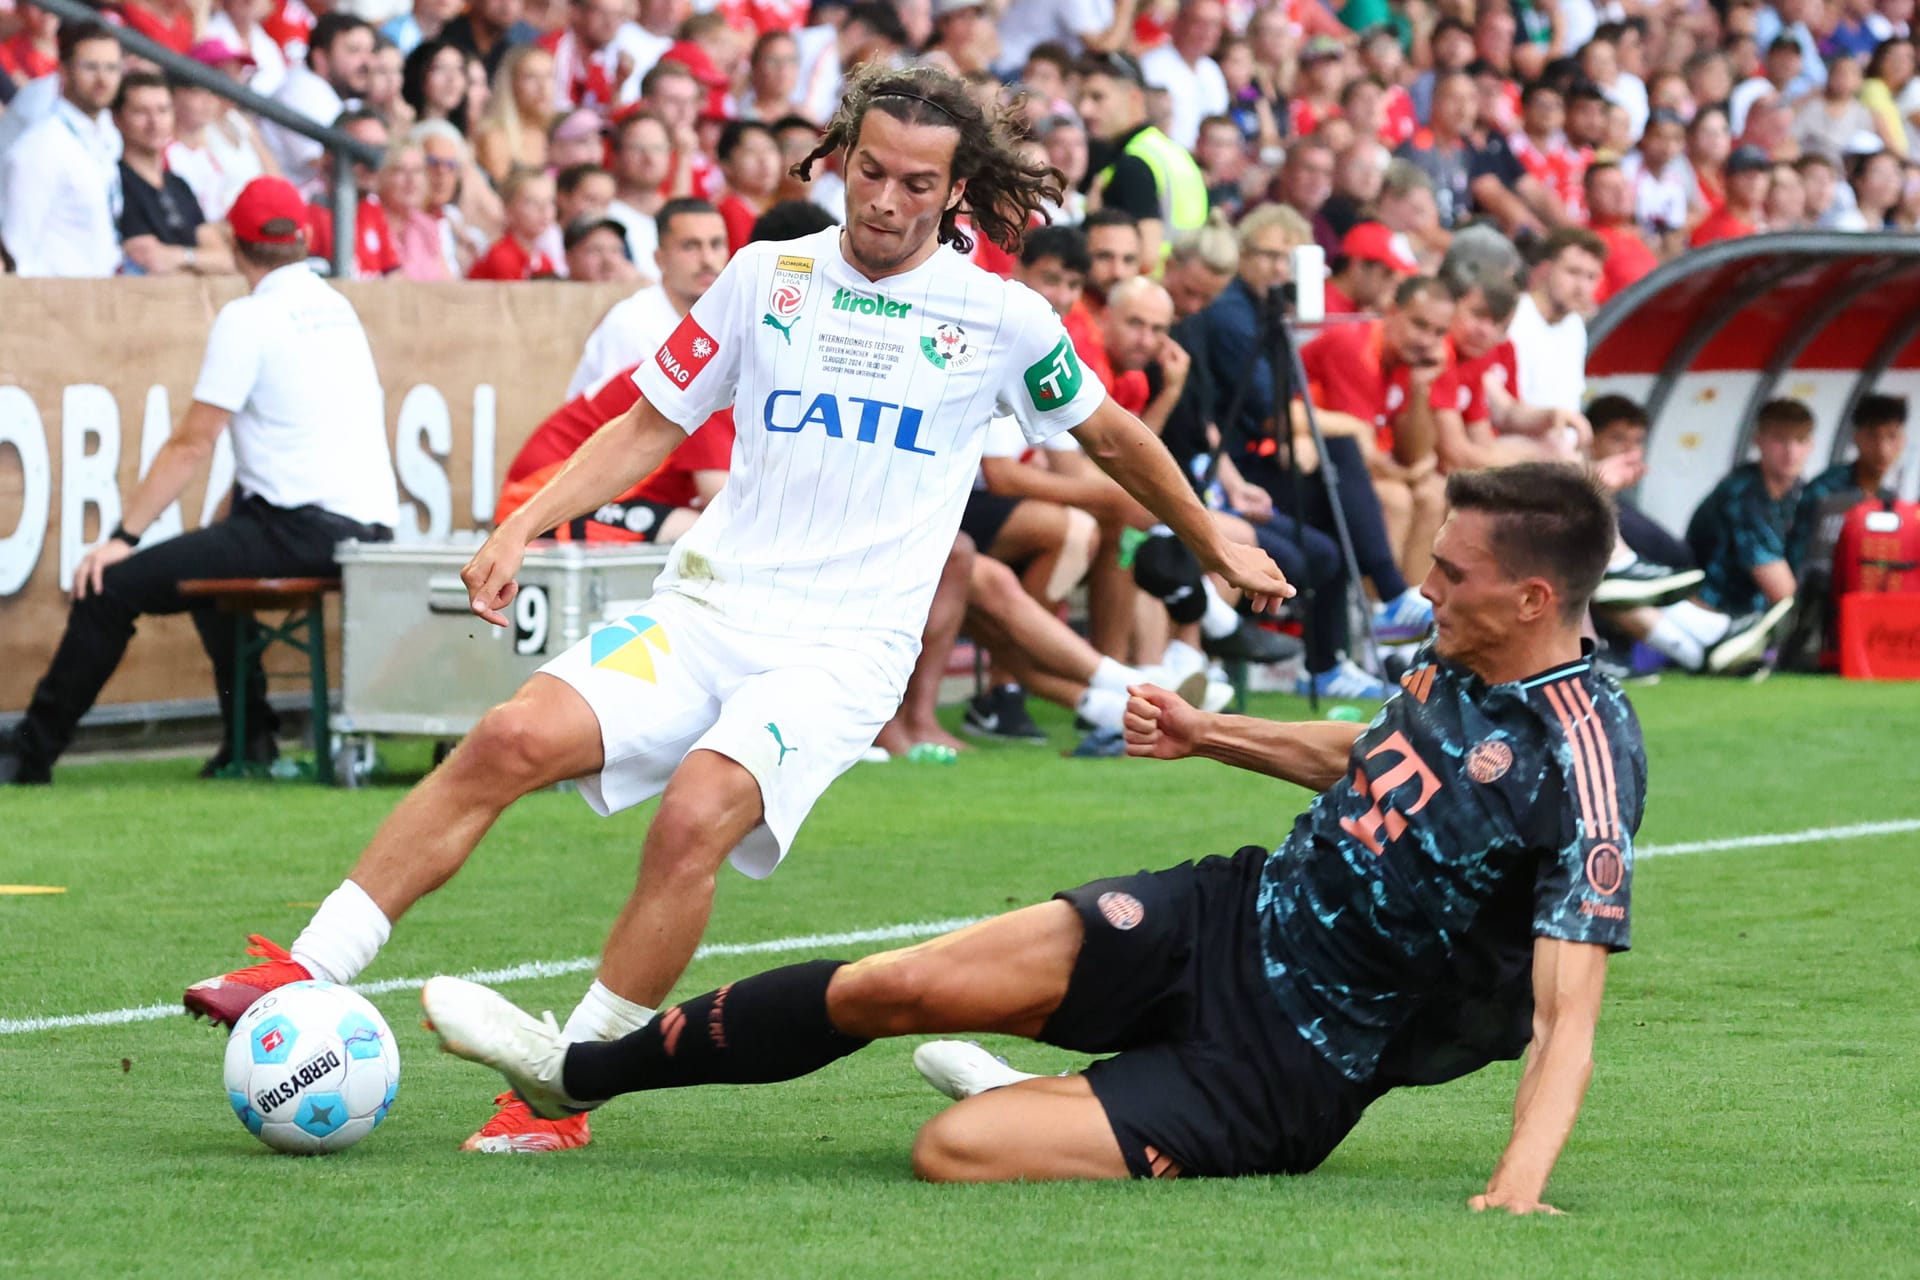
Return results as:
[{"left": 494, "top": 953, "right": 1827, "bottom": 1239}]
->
[
  {"left": 0, "top": 0, "right": 1914, "bottom": 758},
  {"left": 3, "top": 0, "right": 1919, "bottom": 283}
]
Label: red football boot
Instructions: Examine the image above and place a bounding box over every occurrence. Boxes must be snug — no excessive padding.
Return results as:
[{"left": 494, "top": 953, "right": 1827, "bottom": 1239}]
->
[
  {"left": 182, "top": 935, "right": 313, "bottom": 1026},
  {"left": 461, "top": 1093, "right": 593, "bottom": 1153}
]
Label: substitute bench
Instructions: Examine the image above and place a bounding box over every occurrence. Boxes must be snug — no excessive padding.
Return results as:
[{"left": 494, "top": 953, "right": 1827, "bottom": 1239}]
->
[{"left": 178, "top": 577, "right": 341, "bottom": 784}]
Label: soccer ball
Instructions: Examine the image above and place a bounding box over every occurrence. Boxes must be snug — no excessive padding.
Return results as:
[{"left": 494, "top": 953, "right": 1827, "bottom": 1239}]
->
[{"left": 223, "top": 981, "right": 400, "bottom": 1154}]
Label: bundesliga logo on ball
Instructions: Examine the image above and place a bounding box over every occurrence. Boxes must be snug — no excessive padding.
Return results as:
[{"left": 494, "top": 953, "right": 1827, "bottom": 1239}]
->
[{"left": 223, "top": 982, "right": 400, "bottom": 1154}]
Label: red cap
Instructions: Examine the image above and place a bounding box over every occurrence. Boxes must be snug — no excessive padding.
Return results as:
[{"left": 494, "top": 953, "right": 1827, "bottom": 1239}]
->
[
  {"left": 1340, "top": 221, "right": 1418, "bottom": 274},
  {"left": 228, "top": 177, "right": 309, "bottom": 245}
]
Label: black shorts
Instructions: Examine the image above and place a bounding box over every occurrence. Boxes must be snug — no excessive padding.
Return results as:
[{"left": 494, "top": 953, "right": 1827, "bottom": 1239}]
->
[
  {"left": 959, "top": 490, "right": 1022, "bottom": 560},
  {"left": 549, "top": 498, "right": 679, "bottom": 544},
  {"left": 1041, "top": 846, "right": 1381, "bottom": 1179}
]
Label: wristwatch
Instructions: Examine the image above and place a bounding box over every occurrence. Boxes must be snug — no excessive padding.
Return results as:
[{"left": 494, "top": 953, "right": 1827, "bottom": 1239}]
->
[{"left": 109, "top": 524, "right": 140, "bottom": 547}]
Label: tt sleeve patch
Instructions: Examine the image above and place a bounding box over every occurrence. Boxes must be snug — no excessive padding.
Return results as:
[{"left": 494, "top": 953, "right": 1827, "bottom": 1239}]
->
[
  {"left": 656, "top": 315, "right": 720, "bottom": 388},
  {"left": 1024, "top": 336, "right": 1086, "bottom": 410}
]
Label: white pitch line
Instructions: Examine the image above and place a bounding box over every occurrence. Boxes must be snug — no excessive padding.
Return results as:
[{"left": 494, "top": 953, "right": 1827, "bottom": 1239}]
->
[
  {"left": 0, "top": 915, "right": 984, "bottom": 1037},
  {"left": 7, "top": 816, "right": 1918, "bottom": 1038},
  {"left": 1638, "top": 816, "right": 1920, "bottom": 858}
]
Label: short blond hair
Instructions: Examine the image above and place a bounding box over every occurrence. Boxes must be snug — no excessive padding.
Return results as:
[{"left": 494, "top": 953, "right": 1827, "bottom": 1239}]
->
[
  {"left": 1237, "top": 203, "right": 1311, "bottom": 250},
  {"left": 1168, "top": 210, "right": 1240, "bottom": 275}
]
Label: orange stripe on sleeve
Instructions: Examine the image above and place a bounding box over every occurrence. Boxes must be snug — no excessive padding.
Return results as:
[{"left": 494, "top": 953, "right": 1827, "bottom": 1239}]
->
[
  {"left": 1569, "top": 682, "right": 1622, "bottom": 839},
  {"left": 1541, "top": 682, "right": 1600, "bottom": 838}
]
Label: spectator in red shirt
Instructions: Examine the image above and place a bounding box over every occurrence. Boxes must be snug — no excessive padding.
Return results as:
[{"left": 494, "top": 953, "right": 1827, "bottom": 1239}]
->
[
  {"left": 1584, "top": 161, "right": 1658, "bottom": 302},
  {"left": 0, "top": 2, "right": 60, "bottom": 83},
  {"left": 641, "top": 60, "right": 725, "bottom": 200},
  {"left": 118, "top": 0, "right": 199, "bottom": 54},
  {"left": 305, "top": 111, "right": 402, "bottom": 278},
  {"left": 1691, "top": 145, "right": 1771, "bottom": 246},
  {"left": 1288, "top": 35, "right": 1346, "bottom": 139},
  {"left": 1429, "top": 274, "right": 1581, "bottom": 471},
  {"left": 537, "top": 0, "right": 629, "bottom": 115},
  {"left": 1508, "top": 80, "right": 1590, "bottom": 223},
  {"left": 1078, "top": 207, "right": 1143, "bottom": 328},
  {"left": 1358, "top": 26, "right": 1416, "bottom": 146},
  {"left": 497, "top": 368, "right": 733, "bottom": 544},
  {"left": 1325, "top": 220, "right": 1418, "bottom": 315},
  {"left": 1300, "top": 275, "right": 1453, "bottom": 584},
  {"left": 1016, "top": 224, "right": 1099, "bottom": 362},
  {"left": 713, "top": 119, "right": 783, "bottom": 252},
  {"left": 469, "top": 168, "right": 559, "bottom": 278}
]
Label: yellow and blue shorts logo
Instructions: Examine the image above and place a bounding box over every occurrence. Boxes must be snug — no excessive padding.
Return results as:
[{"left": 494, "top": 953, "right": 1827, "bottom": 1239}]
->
[{"left": 590, "top": 614, "right": 672, "bottom": 681}]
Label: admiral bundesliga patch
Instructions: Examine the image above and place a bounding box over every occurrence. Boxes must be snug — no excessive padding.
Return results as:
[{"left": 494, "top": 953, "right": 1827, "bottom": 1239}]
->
[
  {"left": 762, "top": 255, "right": 813, "bottom": 344},
  {"left": 657, "top": 314, "right": 720, "bottom": 386}
]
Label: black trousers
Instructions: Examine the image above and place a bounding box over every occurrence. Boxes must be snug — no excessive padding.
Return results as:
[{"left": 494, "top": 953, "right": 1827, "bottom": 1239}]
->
[
  {"left": 1618, "top": 501, "right": 1693, "bottom": 570},
  {"left": 14, "top": 494, "right": 391, "bottom": 772},
  {"left": 1237, "top": 438, "right": 1411, "bottom": 602}
]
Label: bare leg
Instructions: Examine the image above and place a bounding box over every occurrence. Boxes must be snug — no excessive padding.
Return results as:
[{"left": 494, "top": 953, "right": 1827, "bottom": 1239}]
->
[
  {"left": 967, "top": 557, "right": 1102, "bottom": 684},
  {"left": 347, "top": 674, "right": 605, "bottom": 921},
  {"left": 594, "top": 749, "right": 766, "bottom": 1007},
  {"left": 911, "top": 1076, "right": 1130, "bottom": 1182},
  {"left": 1402, "top": 470, "right": 1447, "bottom": 585},
  {"left": 1088, "top": 518, "right": 1136, "bottom": 658},
  {"left": 1372, "top": 474, "right": 1413, "bottom": 582},
  {"left": 875, "top": 535, "right": 973, "bottom": 756}
]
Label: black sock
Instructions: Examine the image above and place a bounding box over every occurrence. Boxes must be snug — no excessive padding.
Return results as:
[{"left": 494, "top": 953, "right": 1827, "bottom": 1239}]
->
[{"left": 563, "top": 959, "right": 870, "bottom": 1102}]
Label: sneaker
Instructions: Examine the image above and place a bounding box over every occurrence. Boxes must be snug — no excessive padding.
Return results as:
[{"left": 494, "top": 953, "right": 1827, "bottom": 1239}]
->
[
  {"left": 461, "top": 1093, "right": 594, "bottom": 1154},
  {"left": 0, "top": 730, "right": 51, "bottom": 786},
  {"left": 183, "top": 935, "right": 312, "bottom": 1027},
  {"left": 1202, "top": 617, "right": 1303, "bottom": 664},
  {"left": 960, "top": 684, "right": 1047, "bottom": 743},
  {"left": 912, "top": 1040, "right": 1040, "bottom": 1100},
  {"left": 1068, "top": 725, "right": 1126, "bottom": 758},
  {"left": 1294, "top": 658, "right": 1396, "bottom": 701},
  {"left": 199, "top": 730, "right": 281, "bottom": 780},
  {"left": 1372, "top": 589, "right": 1434, "bottom": 644},
  {"left": 1201, "top": 679, "right": 1236, "bottom": 712},
  {"left": 421, "top": 975, "right": 597, "bottom": 1122},
  {"left": 1705, "top": 597, "right": 1795, "bottom": 674},
  {"left": 1592, "top": 561, "right": 1705, "bottom": 608}
]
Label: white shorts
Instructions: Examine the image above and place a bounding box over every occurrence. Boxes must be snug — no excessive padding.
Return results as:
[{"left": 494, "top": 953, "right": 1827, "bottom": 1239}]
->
[{"left": 539, "top": 591, "right": 912, "bottom": 879}]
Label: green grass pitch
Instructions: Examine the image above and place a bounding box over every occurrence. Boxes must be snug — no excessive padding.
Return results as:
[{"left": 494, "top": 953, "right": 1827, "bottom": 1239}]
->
[{"left": 4, "top": 676, "right": 1918, "bottom": 1278}]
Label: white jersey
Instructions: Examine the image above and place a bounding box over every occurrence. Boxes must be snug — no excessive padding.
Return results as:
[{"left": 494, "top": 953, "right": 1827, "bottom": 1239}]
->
[{"left": 631, "top": 226, "right": 1106, "bottom": 642}]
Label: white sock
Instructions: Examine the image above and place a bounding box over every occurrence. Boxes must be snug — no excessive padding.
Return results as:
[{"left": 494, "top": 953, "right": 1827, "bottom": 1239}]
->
[
  {"left": 1646, "top": 615, "right": 1706, "bottom": 670},
  {"left": 1160, "top": 638, "right": 1207, "bottom": 679},
  {"left": 1199, "top": 579, "right": 1239, "bottom": 640},
  {"left": 290, "top": 880, "right": 392, "bottom": 986},
  {"left": 1075, "top": 685, "right": 1127, "bottom": 731},
  {"left": 1088, "top": 656, "right": 1136, "bottom": 694},
  {"left": 561, "top": 980, "right": 656, "bottom": 1044},
  {"left": 1608, "top": 540, "right": 1635, "bottom": 571},
  {"left": 1665, "top": 599, "right": 1732, "bottom": 647}
]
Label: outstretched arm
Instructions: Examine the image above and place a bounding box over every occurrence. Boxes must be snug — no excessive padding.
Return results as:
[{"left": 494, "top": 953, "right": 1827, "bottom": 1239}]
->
[
  {"left": 1072, "top": 397, "right": 1294, "bottom": 609},
  {"left": 1124, "top": 684, "right": 1364, "bottom": 791},
  {"left": 464, "top": 396, "right": 690, "bottom": 623},
  {"left": 1473, "top": 937, "right": 1609, "bottom": 1216}
]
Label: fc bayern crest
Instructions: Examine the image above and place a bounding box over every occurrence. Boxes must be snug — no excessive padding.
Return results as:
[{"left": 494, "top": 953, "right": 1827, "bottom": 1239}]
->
[{"left": 920, "top": 321, "right": 978, "bottom": 370}]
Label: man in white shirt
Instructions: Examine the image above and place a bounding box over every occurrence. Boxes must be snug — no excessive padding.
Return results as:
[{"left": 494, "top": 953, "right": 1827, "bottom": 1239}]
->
[
  {"left": 569, "top": 196, "right": 727, "bottom": 397},
  {"left": 1, "top": 178, "right": 397, "bottom": 788},
  {"left": 1138, "top": 0, "right": 1228, "bottom": 150},
  {"left": 0, "top": 21, "right": 123, "bottom": 278},
  {"left": 203, "top": 0, "right": 291, "bottom": 97},
  {"left": 186, "top": 64, "right": 1289, "bottom": 1158},
  {"left": 995, "top": 0, "right": 1129, "bottom": 76},
  {"left": 1506, "top": 227, "right": 1604, "bottom": 418},
  {"left": 260, "top": 12, "right": 375, "bottom": 190}
]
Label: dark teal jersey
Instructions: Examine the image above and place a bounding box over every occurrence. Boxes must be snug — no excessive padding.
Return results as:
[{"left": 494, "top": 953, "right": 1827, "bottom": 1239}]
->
[
  {"left": 1686, "top": 462, "right": 1801, "bottom": 615},
  {"left": 1256, "top": 645, "right": 1646, "bottom": 1085},
  {"left": 1787, "top": 463, "right": 1892, "bottom": 574}
]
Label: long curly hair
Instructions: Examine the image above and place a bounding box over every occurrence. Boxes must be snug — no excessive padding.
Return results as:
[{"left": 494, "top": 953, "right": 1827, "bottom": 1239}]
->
[{"left": 793, "top": 63, "right": 1065, "bottom": 255}]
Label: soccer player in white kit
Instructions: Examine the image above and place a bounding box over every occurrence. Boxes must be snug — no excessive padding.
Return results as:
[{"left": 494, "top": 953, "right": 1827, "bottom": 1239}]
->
[{"left": 184, "top": 63, "right": 1292, "bottom": 1152}]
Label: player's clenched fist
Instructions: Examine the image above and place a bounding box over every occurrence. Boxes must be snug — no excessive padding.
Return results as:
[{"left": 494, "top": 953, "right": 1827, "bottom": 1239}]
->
[
  {"left": 462, "top": 529, "right": 527, "bottom": 628},
  {"left": 1124, "top": 684, "right": 1206, "bottom": 761}
]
